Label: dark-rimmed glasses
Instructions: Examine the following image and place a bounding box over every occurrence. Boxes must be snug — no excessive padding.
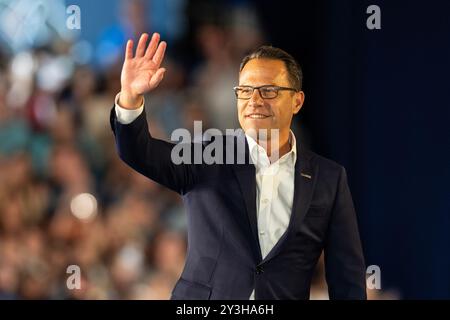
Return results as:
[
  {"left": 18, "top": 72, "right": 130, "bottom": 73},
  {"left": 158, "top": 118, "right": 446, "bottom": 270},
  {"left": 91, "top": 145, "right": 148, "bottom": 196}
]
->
[{"left": 233, "top": 85, "right": 298, "bottom": 99}]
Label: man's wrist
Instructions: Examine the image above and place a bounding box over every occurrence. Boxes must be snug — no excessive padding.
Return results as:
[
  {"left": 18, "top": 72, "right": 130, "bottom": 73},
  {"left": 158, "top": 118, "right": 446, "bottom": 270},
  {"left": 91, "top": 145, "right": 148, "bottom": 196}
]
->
[
  {"left": 118, "top": 91, "right": 143, "bottom": 109},
  {"left": 115, "top": 92, "right": 144, "bottom": 124}
]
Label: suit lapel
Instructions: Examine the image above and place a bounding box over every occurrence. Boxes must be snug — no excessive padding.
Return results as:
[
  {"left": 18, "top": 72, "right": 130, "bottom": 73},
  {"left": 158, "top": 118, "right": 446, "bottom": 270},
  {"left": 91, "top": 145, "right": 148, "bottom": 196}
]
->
[
  {"left": 230, "top": 132, "right": 317, "bottom": 264},
  {"left": 230, "top": 131, "right": 263, "bottom": 262},
  {"left": 262, "top": 146, "right": 317, "bottom": 263}
]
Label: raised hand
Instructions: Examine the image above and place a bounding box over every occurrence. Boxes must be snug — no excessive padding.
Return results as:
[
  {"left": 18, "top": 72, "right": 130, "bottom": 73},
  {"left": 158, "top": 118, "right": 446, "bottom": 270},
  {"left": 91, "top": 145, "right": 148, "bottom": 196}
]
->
[{"left": 119, "top": 33, "right": 167, "bottom": 109}]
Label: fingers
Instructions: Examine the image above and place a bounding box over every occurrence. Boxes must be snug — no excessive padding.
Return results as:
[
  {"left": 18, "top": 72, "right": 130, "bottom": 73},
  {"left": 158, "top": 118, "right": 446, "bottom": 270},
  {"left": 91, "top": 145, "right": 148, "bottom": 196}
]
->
[
  {"left": 126, "top": 33, "right": 166, "bottom": 62},
  {"left": 135, "top": 33, "right": 149, "bottom": 58},
  {"left": 145, "top": 33, "right": 160, "bottom": 59},
  {"left": 125, "top": 39, "right": 134, "bottom": 60},
  {"left": 152, "top": 41, "right": 167, "bottom": 67},
  {"left": 148, "top": 67, "right": 166, "bottom": 89}
]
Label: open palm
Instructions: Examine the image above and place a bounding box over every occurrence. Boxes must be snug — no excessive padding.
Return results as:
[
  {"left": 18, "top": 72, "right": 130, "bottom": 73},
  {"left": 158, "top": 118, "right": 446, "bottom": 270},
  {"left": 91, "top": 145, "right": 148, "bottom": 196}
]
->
[{"left": 121, "top": 33, "right": 167, "bottom": 101}]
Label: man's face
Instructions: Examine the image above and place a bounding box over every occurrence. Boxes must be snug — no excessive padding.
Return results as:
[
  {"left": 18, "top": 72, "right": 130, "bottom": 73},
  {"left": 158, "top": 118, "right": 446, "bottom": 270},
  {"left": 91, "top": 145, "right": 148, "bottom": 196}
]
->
[{"left": 237, "top": 58, "right": 304, "bottom": 140}]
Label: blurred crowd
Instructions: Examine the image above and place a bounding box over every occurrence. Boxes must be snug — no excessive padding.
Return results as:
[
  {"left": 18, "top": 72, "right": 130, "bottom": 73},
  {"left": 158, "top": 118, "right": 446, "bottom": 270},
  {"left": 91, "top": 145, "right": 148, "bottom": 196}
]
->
[
  {"left": 0, "top": 50, "right": 188, "bottom": 298},
  {"left": 0, "top": 0, "right": 389, "bottom": 300},
  {"left": 0, "top": 0, "right": 267, "bottom": 300}
]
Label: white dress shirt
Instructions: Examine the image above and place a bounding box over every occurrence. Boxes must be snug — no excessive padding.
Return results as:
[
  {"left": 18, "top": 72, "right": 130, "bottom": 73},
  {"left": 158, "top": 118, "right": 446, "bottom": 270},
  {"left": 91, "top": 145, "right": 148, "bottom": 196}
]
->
[
  {"left": 114, "top": 93, "right": 297, "bottom": 300},
  {"left": 246, "top": 132, "right": 297, "bottom": 299}
]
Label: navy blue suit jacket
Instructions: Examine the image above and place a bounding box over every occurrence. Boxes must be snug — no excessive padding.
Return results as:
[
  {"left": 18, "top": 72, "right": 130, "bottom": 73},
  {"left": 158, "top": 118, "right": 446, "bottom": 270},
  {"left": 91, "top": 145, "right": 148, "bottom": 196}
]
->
[{"left": 110, "top": 107, "right": 367, "bottom": 300}]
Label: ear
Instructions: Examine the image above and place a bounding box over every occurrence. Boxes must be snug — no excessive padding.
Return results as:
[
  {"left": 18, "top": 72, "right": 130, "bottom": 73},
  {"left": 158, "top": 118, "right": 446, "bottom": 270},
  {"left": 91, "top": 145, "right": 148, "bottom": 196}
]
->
[{"left": 293, "top": 91, "right": 305, "bottom": 114}]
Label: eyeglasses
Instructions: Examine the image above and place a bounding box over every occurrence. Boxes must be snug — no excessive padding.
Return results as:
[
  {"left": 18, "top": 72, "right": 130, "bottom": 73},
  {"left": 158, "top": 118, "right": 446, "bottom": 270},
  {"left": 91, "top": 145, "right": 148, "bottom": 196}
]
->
[{"left": 233, "top": 85, "right": 298, "bottom": 100}]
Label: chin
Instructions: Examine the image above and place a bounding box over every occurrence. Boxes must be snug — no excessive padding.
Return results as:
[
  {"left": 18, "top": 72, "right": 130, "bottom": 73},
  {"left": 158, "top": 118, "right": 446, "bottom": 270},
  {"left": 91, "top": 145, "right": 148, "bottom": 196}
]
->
[{"left": 243, "top": 124, "right": 273, "bottom": 138}]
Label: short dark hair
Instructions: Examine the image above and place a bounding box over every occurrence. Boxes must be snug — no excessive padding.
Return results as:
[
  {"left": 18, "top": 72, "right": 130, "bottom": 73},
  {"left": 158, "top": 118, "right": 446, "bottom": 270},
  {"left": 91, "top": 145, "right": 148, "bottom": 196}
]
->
[{"left": 239, "top": 46, "right": 303, "bottom": 91}]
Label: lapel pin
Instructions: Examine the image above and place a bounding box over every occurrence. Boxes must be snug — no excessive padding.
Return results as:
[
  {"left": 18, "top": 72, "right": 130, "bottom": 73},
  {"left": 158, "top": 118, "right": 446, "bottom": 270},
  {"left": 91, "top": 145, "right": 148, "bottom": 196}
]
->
[{"left": 301, "top": 173, "right": 312, "bottom": 179}]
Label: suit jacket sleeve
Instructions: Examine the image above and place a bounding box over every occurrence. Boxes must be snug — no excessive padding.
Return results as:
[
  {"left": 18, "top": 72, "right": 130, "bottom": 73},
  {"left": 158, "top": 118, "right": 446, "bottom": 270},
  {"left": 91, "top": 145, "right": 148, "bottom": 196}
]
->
[
  {"left": 110, "top": 106, "right": 197, "bottom": 194},
  {"left": 324, "top": 167, "right": 367, "bottom": 299}
]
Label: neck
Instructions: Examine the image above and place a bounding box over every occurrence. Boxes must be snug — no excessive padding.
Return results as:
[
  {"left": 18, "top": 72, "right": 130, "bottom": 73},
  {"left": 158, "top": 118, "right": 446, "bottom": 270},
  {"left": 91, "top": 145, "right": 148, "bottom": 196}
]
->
[{"left": 256, "top": 131, "right": 291, "bottom": 162}]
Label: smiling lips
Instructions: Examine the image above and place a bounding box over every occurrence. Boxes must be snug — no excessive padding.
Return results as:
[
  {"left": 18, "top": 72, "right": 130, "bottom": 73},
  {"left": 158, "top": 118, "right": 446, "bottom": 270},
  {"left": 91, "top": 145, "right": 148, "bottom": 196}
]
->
[{"left": 245, "top": 113, "right": 271, "bottom": 119}]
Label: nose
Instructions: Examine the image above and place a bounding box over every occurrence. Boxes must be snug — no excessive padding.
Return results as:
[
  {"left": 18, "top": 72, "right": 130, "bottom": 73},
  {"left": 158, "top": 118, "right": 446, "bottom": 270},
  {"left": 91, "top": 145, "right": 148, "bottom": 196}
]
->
[{"left": 248, "top": 88, "right": 264, "bottom": 106}]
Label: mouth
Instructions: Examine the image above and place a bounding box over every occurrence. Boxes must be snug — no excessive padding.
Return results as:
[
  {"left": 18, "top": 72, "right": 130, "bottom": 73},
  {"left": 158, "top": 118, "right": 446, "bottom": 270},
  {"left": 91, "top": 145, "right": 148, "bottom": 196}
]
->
[{"left": 245, "top": 113, "right": 271, "bottom": 119}]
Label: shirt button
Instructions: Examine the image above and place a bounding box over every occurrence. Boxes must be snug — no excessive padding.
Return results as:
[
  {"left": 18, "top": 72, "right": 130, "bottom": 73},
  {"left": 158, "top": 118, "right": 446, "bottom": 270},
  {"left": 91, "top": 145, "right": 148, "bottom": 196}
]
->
[
  {"left": 262, "top": 199, "right": 269, "bottom": 204},
  {"left": 259, "top": 230, "right": 265, "bottom": 235}
]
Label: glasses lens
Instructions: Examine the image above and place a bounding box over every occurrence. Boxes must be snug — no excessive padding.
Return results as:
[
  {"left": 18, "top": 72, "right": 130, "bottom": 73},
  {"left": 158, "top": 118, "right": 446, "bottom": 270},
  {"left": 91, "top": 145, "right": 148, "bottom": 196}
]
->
[
  {"left": 239, "top": 87, "right": 253, "bottom": 99},
  {"left": 260, "top": 87, "right": 278, "bottom": 99}
]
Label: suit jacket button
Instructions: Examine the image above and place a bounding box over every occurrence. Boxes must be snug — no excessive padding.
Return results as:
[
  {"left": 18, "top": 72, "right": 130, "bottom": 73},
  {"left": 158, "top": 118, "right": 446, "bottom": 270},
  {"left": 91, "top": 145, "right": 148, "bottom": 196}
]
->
[{"left": 255, "top": 266, "right": 264, "bottom": 274}]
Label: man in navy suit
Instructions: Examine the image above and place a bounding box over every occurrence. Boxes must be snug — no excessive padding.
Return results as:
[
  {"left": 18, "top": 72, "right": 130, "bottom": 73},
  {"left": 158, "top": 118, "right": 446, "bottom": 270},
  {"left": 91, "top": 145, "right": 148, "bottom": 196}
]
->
[{"left": 110, "top": 33, "right": 367, "bottom": 299}]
